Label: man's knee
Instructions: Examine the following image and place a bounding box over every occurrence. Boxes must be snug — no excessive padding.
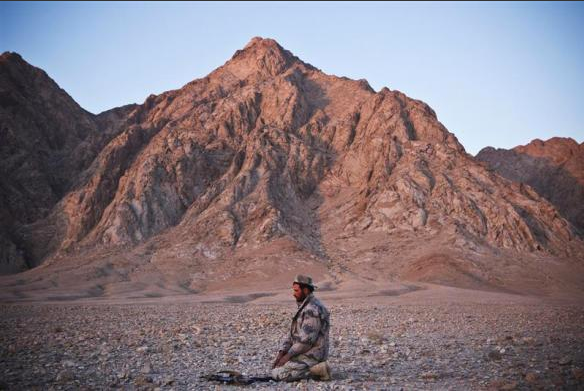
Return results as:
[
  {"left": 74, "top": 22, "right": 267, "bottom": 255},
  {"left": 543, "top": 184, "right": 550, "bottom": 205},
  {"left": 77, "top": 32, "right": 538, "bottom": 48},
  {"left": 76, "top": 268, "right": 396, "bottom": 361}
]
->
[
  {"left": 271, "top": 363, "right": 310, "bottom": 382},
  {"left": 271, "top": 366, "right": 286, "bottom": 381}
]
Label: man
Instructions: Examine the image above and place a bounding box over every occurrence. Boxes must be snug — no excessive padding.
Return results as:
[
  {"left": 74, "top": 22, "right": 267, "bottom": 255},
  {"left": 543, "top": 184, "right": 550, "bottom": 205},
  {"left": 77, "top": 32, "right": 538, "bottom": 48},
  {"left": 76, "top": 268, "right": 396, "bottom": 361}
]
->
[{"left": 271, "top": 275, "right": 331, "bottom": 382}]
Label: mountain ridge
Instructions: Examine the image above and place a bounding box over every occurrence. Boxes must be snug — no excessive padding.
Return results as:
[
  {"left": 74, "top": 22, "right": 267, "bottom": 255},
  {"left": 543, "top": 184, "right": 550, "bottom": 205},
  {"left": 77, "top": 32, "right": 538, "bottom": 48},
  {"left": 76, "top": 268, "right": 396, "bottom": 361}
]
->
[{"left": 477, "top": 137, "right": 584, "bottom": 236}]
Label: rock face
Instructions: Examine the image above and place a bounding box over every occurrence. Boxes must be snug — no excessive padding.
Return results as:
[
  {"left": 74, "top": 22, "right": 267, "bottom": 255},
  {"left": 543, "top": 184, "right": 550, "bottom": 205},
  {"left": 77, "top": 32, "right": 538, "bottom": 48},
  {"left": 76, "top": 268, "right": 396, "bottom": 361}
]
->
[
  {"left": 0, "top": 52, "right": 98, "bottom": 273},
  {"left": 0, "top": 52, "right": 135, "bottom": 273},
  {"left": 477, "top": 138, "right": 584, "bottom": 236},
  {"left": 1, "top": 38, "right": 583, "bottom": 296}
]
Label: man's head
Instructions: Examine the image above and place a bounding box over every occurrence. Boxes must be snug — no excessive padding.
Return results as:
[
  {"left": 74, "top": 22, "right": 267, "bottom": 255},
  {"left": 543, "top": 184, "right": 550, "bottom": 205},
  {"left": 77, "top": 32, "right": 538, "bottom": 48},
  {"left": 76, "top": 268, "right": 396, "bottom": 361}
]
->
[{"left": 292, "top": 275, "right": 316, "bottom": 303}]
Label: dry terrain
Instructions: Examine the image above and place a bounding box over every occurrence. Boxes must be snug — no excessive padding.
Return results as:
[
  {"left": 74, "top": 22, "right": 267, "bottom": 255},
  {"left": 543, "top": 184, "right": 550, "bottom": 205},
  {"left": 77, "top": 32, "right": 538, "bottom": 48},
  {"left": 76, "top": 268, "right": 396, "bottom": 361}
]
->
[
  {"left": 1, "top": 37, "right": 584, "bottom": 390},
  {"left": 2, "top": 284, "right": 583, "bottom": 390}
]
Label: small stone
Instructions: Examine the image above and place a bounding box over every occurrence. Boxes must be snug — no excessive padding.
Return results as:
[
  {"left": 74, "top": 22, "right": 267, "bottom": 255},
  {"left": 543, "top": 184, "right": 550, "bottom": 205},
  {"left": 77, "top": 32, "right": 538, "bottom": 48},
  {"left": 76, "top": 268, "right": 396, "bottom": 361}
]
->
[
  {"left": 134, "top": 374, "right": 153, "bottom": 386},
  {"left": 61, "top": 360, "right": 76, "bottom": 368},
  {"left": 525, "top": 372, "right": 539, "bottom": 384},
  {"left": 137, "top": 346, "right": 149, "bottom": 353},
  {"left": 163, "top": 376, "right": 175, "bottom": 386},
  {"left": 56, "top": 370, "right": 74, "bottom": 382},
  {"left": 117, "top": 370, "right": 129, "bottom": 379},
  {"left": 487, "top": 350, "right": 502, "bottom": 361},
  {"left": 500, "top": 381, "right": 518, "bottom": 390},
  {"left": 558, "top": 356, "right": 572, "bottom": 365},
  {"left": 420, "top": 371, "right": 439, "bottom": 381},
  {"left": 141, "top": 363, "right": 151, "bottom": 374}
]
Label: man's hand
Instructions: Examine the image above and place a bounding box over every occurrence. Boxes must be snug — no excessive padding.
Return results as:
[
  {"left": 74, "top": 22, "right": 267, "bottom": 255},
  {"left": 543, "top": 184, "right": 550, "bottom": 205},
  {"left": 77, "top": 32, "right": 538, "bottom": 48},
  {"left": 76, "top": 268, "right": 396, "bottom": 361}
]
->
[
  {"left": 272, "top": 351, "right": 292, "bottom": 368},
  {"left": 272, "top": 351, "right": 285, "bottom": 369}
]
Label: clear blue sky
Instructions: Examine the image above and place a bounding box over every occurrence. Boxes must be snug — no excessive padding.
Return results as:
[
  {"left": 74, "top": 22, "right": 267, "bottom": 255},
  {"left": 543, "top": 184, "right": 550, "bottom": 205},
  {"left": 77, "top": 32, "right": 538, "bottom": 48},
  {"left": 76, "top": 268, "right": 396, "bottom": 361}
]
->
[{"left": 1, "top": 1, "right": 583, "bottom": 154}]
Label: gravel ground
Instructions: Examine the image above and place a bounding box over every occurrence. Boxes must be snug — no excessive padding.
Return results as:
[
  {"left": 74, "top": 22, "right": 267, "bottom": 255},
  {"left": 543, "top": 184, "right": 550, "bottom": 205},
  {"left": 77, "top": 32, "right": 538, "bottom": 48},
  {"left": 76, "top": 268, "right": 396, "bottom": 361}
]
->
[{"left": 1, "top": 296, "right": 583, "bottom": 390}]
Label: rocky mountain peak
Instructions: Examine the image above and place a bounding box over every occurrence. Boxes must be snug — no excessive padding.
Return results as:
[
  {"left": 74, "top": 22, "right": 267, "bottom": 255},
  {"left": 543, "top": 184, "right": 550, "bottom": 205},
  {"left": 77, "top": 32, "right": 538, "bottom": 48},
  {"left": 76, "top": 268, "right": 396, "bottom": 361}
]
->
[
  {"left": 0, "top": 52, "right": 34, "bottom": 71},
  {"left": 515, "top": 137, "right": 582, "bottom": 167},
  {"left": 0, "top": 51, "right": 87, "bottom": 118},
  {"left": 242, "top": 36, "right": 283, "bottom": 51},
  {"left": 238, "top": 36, "right": 293, "bottom": 63},
  {"left": 1, "top": 51, "right": 51, "bottom": 85},
  {"left": 1, "top": 51, "right": 24, "bottom": 63},
  {"left": 219, "top": 36, "right": 308, "bottom": 80}
]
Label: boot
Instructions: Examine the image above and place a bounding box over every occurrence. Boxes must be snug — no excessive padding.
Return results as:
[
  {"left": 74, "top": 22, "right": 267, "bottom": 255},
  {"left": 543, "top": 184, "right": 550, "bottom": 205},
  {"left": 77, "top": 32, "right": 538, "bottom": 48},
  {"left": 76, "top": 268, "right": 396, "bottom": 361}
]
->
[{"left": 309, "top": 361, "right": 331, "bottom": 381}]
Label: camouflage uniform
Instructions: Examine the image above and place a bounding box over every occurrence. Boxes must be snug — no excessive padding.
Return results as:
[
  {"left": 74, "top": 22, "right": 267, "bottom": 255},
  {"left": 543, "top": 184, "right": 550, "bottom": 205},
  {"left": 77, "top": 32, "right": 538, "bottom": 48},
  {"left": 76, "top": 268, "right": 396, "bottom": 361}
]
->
[{"left": 272, "top": 293, "right": 330, "bottom": 381}]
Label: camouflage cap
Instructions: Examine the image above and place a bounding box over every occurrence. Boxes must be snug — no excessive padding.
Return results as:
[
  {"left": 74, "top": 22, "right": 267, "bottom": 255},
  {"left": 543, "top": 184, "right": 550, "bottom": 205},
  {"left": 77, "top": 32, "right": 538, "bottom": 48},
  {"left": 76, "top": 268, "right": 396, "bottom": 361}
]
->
[{"left": 293, "top": 274, "right": 317, "bottom": 289}]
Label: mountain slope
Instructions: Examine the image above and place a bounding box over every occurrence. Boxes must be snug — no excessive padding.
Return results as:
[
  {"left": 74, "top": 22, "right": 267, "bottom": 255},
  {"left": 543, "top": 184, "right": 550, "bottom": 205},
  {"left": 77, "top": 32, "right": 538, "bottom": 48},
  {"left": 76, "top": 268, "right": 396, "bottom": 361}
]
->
[
  {"left": 0, "top": 52, "right": 101, "bottom": 272},
  {"left": 1, "top": 39, "right": 582, "bottom": 298}
]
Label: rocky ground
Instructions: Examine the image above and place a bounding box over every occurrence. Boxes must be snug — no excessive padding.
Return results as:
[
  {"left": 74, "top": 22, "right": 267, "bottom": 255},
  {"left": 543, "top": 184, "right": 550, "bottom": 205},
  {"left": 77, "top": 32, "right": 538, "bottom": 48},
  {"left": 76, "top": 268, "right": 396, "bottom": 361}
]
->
[{"left": 1, "top": 288, "right": 584, "bottom": 390}]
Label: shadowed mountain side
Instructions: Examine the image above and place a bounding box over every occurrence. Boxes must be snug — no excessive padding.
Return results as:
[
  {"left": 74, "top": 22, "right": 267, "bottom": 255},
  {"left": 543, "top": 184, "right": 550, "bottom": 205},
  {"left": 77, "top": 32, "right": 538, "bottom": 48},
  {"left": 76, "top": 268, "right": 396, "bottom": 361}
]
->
[
  {"left": 0, "top": 38, "right": 583, "bottom": 299},
  {"left": 0, "top": 52, "right": 141, "bottom": 272},
  {"left": 0, "top": 52, "right": 98, "bottom": 272},
  {"left": 477, "top": 138, "right": 584, "bottom": 236}
]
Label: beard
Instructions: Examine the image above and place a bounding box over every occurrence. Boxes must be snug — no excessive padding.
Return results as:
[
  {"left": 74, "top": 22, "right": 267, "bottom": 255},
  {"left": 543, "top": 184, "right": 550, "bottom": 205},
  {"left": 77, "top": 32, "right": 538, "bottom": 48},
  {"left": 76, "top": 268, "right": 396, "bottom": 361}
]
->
[{"left": 295, "top": 292, "right": 307, "bottom": 303}]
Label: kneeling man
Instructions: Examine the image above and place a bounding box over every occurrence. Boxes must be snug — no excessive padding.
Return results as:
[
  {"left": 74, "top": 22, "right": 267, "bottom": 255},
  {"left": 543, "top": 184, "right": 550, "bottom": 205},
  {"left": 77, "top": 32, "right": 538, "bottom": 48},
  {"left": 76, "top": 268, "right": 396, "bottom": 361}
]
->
[{"left": 272, "top": 275, "right": 331, "bottom": 381}]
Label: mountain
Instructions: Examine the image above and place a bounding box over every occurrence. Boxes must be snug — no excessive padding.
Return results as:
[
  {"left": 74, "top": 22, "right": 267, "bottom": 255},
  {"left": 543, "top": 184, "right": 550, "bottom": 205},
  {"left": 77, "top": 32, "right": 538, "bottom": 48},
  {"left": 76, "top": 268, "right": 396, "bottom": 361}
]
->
[
  {"left": 1, "top": 38, "right": 583, "bottom": 299},
  {"left": 0, "top": 52, "right": 98, "bottom": 273},
  {"left": 0, "top": 52, "right": 138, "bottom": 273},
  {"left": 477, "top": 137, "right": 584, "bottom": 235}
]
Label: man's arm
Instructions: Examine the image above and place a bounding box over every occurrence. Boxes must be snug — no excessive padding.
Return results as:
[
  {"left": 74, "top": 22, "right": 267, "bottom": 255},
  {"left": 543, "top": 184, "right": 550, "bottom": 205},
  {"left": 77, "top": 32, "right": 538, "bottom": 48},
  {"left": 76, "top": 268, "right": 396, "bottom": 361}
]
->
[
  {"left": 280, "top": 333, "right": 292, "bottom": 353},
  {"left": 273, "top": 350, "right": 293, "bottom": 368},
  {"left": 274, "top": 324, "right": 293, "bottom": 368},
  {"left": 272, "top": 350, "right": 286, "bottom": 368}
]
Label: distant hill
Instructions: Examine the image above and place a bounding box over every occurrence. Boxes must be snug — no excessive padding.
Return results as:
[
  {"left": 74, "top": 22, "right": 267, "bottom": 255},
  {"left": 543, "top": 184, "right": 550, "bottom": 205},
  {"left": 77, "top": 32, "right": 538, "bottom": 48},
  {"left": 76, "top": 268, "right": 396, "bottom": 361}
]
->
[{"left": 477, "top": 137, "right": 584, "bottom": 236}]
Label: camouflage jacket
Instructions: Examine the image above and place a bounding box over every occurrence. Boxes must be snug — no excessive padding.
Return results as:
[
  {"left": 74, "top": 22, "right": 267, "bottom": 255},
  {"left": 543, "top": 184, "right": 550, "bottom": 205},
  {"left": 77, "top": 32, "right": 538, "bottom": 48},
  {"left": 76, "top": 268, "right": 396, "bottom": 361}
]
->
[{"left": 280, "top": 293, "right": 330, "bottom": 362}]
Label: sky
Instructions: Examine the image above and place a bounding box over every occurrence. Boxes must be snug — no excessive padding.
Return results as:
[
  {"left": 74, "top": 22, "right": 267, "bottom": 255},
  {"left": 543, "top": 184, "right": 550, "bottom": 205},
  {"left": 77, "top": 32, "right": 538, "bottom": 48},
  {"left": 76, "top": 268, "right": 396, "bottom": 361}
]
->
[{"left": 1, "top": 1, "right": 583, "bottom": 155}]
